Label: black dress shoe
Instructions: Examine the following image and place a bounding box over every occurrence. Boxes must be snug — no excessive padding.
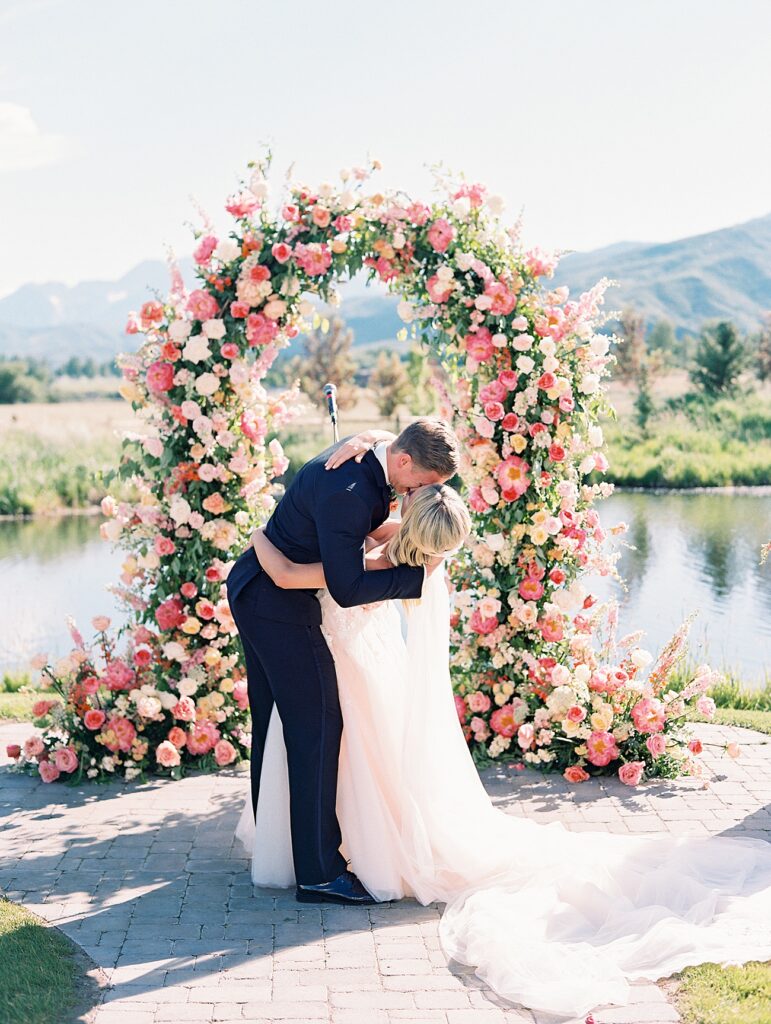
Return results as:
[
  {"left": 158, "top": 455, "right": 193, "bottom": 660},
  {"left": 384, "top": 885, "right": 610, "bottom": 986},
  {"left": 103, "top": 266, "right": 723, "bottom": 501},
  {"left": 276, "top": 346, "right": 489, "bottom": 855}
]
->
[{"left": 296, "top": 869, "right": 378, "bottom": 905}]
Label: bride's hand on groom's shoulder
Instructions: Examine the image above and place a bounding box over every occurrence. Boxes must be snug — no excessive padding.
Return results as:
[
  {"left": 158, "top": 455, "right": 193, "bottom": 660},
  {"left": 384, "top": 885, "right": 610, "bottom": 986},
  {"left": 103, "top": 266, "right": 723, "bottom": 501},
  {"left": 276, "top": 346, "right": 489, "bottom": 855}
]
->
[{"left": 324, "top": 429, "right": 396, "bottom": 470}]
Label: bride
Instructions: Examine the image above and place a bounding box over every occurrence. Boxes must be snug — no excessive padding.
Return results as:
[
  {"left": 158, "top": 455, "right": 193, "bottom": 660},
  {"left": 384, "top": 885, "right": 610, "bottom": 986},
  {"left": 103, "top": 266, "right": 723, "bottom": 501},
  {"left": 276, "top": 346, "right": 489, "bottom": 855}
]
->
[{"left": 236, "top": 482, "right": 771, "bottom": 1017}]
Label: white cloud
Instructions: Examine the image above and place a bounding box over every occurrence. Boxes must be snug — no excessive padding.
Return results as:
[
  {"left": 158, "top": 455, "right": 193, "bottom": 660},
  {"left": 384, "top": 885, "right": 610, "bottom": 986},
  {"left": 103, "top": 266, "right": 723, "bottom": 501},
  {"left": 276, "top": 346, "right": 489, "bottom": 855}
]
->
[{"left": 0, "top": 102, "right": 68, "bottom": 172}]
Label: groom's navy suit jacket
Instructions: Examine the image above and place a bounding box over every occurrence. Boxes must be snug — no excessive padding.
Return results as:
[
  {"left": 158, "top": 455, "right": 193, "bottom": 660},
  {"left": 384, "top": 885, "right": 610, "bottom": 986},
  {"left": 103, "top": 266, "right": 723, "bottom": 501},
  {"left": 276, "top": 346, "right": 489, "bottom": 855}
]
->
[{"left": 227, "top": 439, "right": 424, "bottom": 624}]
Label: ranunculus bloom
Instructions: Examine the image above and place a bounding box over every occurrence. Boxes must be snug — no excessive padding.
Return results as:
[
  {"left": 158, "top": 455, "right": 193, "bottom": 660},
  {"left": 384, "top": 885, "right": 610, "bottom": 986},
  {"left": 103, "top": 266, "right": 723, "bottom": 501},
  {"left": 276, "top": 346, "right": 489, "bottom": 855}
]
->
[
  {"left": 84, "top": 709, "right": 106, "bottom": 730},
  {"left": 563, "top": 765, "right": 590, "bottom": 783},
  {"left": 618, "top": 761, "right": 645, "bottom": 786},
  {"left": 54, "top": 746, "right": 78, "bottom": 774},
  {"left": 146, "top": 361, "right": 174, "bottom": 393},
  {"left": 39, "top": 761, "right": 60, "bottom": 783},
  {"left": 214, "top": 739, "right": 238, "bottom": 766}
]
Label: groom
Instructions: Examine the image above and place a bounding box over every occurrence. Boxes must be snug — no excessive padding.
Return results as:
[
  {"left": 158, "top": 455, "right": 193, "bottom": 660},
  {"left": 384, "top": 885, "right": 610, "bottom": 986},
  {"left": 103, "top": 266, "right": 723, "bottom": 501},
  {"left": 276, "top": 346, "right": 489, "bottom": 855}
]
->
[{"left": 227, "top": 418, "right": 459, "bottom": 904}]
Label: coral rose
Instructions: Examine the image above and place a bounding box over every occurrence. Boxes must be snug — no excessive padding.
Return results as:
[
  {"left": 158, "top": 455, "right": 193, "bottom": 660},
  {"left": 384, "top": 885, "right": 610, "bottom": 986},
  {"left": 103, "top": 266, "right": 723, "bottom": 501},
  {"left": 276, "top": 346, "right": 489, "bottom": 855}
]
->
[
  {"left": 167, "top": 726, "right": 187, "bottom": 749},
  {"left": 156, "top": 741, "right": 181, "bottom": 768},
  {"left": 39, "top": 761, "right": 60, "bottom": 783},
  {"left": 563, "top": 765, "right": 590, "bottom": 783},
  {"left": 214, "top": 739, "right": 238, "bottom": 766},
  {"left": 54, "top": 746, "right": 78, "bottom": 774},
  {"left": 84, "top": 709, "right": 106, "bottom": 731}
]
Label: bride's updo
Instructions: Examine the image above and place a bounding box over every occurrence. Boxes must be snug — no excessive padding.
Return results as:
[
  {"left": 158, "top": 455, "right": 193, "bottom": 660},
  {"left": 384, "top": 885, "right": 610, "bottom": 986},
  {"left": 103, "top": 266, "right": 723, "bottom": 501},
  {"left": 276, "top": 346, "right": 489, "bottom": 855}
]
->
[{"left": 387, "top": 485, "right": 471, "bottom": 568}]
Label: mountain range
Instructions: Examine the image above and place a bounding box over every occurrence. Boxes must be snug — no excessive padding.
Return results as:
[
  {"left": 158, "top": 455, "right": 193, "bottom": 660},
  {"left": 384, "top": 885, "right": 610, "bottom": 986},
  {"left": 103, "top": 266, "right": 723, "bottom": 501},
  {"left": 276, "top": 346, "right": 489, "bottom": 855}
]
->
[{"left": 2, "top": 212, "right": 770, "bottom": 366}]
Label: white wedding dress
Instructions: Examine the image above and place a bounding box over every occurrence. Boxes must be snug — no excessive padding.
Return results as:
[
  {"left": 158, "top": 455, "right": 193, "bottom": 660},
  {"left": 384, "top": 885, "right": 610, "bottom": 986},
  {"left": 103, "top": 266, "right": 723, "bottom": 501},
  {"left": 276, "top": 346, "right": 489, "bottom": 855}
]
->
[{"left": 236, "top": 566, "right": 771, "bottom": 1018}]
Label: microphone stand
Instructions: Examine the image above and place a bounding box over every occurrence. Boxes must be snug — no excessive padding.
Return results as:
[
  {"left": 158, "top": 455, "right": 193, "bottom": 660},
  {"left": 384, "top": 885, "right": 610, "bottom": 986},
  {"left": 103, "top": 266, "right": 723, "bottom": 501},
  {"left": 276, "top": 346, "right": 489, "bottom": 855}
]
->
[{"left": 324, "top": 383, "right": 339, "bottom": 444}]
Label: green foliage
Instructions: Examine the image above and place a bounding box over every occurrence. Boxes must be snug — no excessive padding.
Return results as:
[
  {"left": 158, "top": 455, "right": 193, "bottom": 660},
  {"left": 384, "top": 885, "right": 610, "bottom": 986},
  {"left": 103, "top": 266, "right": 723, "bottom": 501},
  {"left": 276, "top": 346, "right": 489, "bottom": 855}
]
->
[
  {"left": 404, "top": 343, "right": 437, "bottom": 415},
  {"left": 673, "top": 960, "right": 771, "bottom": 1024},
  {"left": 750, "top": 312, "right": 771, "bottom": 383},
  {"left": 0, "top": 357, "right": 52, "bottom": 403},
  {"left": 0, "top": 690, "right": 56, "bottom": 721},
  {"left": 602, "top": 394, "right": 771, "bottom": 487},
  {"left": 369, "top": 350, "right": 411, "bottom": 418},
  {"left": 1, "top": 673, "right": 31, "bottom": 693},
  {"left": 613, "top": 307, "right": 647, "bottom": 381},
  {"left": 633, "top": 359, "right": 655, "bottom": 434},
  {"left": 690, "top": 320, "right": 749, "bottom": 397}
]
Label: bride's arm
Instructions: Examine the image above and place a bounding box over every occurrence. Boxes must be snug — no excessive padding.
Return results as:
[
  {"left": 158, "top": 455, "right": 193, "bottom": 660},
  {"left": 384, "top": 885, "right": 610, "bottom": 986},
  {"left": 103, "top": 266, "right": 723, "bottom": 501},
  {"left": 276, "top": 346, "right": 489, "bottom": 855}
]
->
[
  {"left": 250, "top": 528, "right": 326, "bottom": 589},
  {"left": 324, "top": 429, "right": 396, "bottom": 470}
]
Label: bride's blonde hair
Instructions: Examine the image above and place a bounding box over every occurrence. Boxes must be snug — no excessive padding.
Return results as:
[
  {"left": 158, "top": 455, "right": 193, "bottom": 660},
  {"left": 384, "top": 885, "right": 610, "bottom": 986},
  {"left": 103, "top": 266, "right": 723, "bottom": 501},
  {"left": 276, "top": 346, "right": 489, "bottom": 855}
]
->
[{"left": 386, "top": 485, "right": 471, "bottom": 571}]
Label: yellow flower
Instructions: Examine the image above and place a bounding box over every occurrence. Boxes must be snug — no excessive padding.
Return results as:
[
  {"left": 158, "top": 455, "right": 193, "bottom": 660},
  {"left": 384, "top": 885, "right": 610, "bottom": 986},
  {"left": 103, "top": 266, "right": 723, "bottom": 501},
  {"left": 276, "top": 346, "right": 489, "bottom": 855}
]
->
[
  {"left": 204, "top": 647, "right": 222, "bottom": 666},
  {"left": 331, "top": 237, "right": 347, "bottom": 254},
  {"left": 590, "top": 709, "right": 614, "bottom": 732},
  {"left": 511, "top": 434, "right": 528, "bottom": 454},
  {"left": 119, "top": 381, "right": 143, "bottom": 404},
  {"left": 181, "top": 617, "right": 201, "bottom": 635},
  {"left": 219, "top": 677, "right": 235, "bottom": 693},
  {"left": 529, "top": 525, "right": 549, "bottom": 546}
]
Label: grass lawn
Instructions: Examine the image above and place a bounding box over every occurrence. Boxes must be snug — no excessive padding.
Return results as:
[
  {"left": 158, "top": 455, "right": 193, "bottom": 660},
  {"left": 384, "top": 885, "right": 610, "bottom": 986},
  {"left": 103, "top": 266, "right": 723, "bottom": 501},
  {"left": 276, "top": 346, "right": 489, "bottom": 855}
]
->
[
  {"left": 0, "top": 898, "right": 97, "bottom": 1024},
  {"left": 671, "top": 961, "right": 771, "bottom": 1024},
  {"left": 0, "top": 690, "right": 56, "bottom": 722}
]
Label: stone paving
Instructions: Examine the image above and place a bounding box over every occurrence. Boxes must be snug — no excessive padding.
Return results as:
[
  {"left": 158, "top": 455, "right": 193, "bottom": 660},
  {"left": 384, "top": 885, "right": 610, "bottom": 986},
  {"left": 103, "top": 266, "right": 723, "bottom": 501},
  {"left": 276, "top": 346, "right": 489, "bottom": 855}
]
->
[{"left": 1, "top": 720, "right": 769, "bottom": 1024}]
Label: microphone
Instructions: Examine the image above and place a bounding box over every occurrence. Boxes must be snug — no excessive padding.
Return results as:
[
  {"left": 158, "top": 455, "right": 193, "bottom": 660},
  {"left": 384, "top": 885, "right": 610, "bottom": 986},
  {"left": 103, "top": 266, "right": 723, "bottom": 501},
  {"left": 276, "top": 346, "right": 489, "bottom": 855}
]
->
[{"left": 323, "top": 382, "right": 339, "bottom": 443}]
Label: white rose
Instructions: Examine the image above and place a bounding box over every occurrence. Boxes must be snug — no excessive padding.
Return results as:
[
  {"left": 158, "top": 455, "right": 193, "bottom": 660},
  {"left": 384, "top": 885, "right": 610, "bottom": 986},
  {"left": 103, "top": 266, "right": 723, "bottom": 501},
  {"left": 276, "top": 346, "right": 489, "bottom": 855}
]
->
[
  {"left": 136, "top": 695, "right": 162, "bottom": 719},
  {"left": 183, "top": 335, "right": 212, "bottom": 364},
  {"left": 168, "top": 320, "right": 192, "bottom": 342},
  {"left": 455, "top": 251, "right": 474, "bottom": 272},
  {"left": 178, "top": 677, "right": 198, "bottom": 697},
  {"left": 631, "top": 648, "right": 653, "bottom": 669},
  {"left": 158, "top": 691, "right": 179, "bottom": 710},
  {"left": 484, "top": 532, "right": 505, "bottom": 552},
  {"left": 590, "top": 334, "right": 610, "bottom": 356},
  {"left": 195, "top": 372, "right": 220, "bottom": 396},
  {"left": 516, "top": 355, "right": 535, "bottom": 374},
  {"left": 214, "top": 238, "right": 240, "bottom": 263},
  {"left": 543, "top": 355, "right": 559, "bottom": 373},
  {"left": 203, "top": 319, "right": 226, "bottom": 340},
  {"left": 579, "top": 455, "right": 596, "bottom": 475},
  {"left": 539, "top": 338, "right": 556, "bottom": 356},
  {"left": 162, "top": 641, "right": 187, "bottom": 662},
  {"left": 100, "top": 518, "right": 123, "bottom": 543},
  {"left": 452, "top": 196, "right": 471, "bottom": 219},
  {"left": 513, "top": 334, "right": 533, "bottom": 351},
  {"left": 492, "top": 333, "right": 508, "bottom": 348},
  {"left": 436, "top": 264, "right": 454, "bottom": 282}
]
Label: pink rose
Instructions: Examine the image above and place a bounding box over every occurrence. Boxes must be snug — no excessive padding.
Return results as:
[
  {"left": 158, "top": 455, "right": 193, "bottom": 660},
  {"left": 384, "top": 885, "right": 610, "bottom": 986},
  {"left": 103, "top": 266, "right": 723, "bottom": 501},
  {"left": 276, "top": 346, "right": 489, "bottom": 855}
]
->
[
  {"left": 180, "top": 582, "right": 198, "bottom": 599},
  {"left": 146, "top": 361, "right": 174, "bottom": 393},
  {"left": 54, "top": 746, "right": 78, "bottom": 774},
  {"left": 311, "top": 205, "right": 331, "bottom": 228},
  {"left": 426, "top": 217, "right": 455, "bottom": 253},
  {"left": 563, "top": 765, "right": 589, "bottom": 783},
  {"left": 454, "top": 694, "right": 468, "bottom": 723},
  {"left": 502, "top": 412, "right": 519, "bottom": 431},
  {"left": 232, "top": 679, "right": 249, "bottom": 712},
  {"left": 566, "top": 705, "right": 586, "bottom": 723},
  {"left": 167, "top": 726, "right": 187, "bottom": 748},
  {"left": 245, "top": 312, "right": 279, "bottom": 348},
  {"left": 225, "top": 191, "right": 260, "bottom": 217},
  {"left": 230, "top": 300, "right": 249, "bottom": 318},
  {"left": 484, "top": 280, "right": 516, "bottom": 316},
  {"left": 484, "top": 401, "right": 505, "bottom": 422},
  {"left": 32, "top": 699, "right": 57, "bottom": 718},
  {"left": 156, "top": 597, "right": 186, "bottom": 631},
  {"left": 154, "top": 535, "right": 176, "bottom": 557},
  {"left": 618, "top": 761, "right": 645, "bottom": 786},
  {"left": 214, "top": 739, "right": 238, "bottom": 766},
  {"left": 548, "top": 443, "right": 566, "bottom": 463},
  {"left": 220, "top": 342, "right": 239, "bottom": 359},
  {"left": 84, "top": 709, "right": 106, "bottom": 731},
  {"left": 39, "top": 761, "right": 61, "bottom": 783},
  {"left": 465, "top": 328, "right": 494, "bottom": 363},
  {"left": 186, "top": 289, "right": 219, "bottom": 322},
  {"left": 646, "top": 734, "right": 667, "bottom": 757},
  {"left": 426, "top": 274, "right": 453, "bottom": 303},
  {"left": 156, "top": 741, "right": 181, "bottom": 768},
  {"left": 23, "top": 736, "right": 45, "bottom": 759}
]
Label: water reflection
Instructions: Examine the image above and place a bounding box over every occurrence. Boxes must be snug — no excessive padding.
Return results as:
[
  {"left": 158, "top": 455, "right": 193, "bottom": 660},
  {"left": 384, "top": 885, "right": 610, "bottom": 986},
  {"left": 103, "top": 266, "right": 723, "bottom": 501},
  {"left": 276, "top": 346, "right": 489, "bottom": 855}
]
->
[
  {"left": 0, "top": 516, "right": 125, "bottom": 675},
  {"left": 590, "top": 491, "right": 771, "bottom": 683},
  {"left": 0, "top": 492, "right": 769, "bottom": 684}
]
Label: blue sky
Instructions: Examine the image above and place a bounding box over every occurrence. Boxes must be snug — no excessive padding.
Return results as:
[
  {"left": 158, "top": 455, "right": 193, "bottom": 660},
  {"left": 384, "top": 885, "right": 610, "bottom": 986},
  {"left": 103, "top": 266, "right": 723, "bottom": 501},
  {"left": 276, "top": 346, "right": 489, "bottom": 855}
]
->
[{"left": 1, "top": 0, "right": 769, "bottom": 297}]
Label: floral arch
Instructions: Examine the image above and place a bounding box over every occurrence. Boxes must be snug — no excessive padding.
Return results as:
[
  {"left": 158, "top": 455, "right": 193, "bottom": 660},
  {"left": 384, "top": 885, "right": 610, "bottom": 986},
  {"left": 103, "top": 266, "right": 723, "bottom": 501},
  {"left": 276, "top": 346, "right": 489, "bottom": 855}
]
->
[{"left": 18, "top": 156, "right": 715, "bottom": 785}]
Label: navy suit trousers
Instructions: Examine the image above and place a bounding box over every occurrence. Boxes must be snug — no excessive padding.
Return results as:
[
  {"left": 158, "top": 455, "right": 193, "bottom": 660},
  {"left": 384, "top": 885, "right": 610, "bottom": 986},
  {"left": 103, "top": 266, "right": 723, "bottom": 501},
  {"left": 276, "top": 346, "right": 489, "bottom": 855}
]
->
[{"left": 228, "top": 572, "right": 347, "bottom": 886}]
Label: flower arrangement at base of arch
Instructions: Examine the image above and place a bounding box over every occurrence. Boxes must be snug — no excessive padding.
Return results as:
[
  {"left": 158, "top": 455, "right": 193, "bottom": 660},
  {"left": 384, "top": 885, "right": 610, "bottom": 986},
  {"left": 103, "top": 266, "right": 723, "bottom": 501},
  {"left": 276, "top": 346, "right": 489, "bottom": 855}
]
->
[{"left": 13, "top": 154, "right": 718, "bottom": 785}]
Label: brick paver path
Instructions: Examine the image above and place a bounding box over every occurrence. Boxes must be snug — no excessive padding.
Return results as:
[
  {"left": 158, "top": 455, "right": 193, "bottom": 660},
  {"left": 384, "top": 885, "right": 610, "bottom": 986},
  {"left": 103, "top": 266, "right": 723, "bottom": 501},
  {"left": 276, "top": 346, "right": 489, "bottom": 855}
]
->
[{"left": 1, "top": 721, "right": 769, "bottom": 1024}]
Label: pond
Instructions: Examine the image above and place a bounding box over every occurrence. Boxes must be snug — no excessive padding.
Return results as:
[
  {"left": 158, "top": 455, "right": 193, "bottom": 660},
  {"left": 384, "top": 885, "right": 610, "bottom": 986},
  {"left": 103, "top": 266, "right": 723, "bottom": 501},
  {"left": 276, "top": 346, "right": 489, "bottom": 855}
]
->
[{"left": 0, "top": 490, "right": 769, "bottom": 684}]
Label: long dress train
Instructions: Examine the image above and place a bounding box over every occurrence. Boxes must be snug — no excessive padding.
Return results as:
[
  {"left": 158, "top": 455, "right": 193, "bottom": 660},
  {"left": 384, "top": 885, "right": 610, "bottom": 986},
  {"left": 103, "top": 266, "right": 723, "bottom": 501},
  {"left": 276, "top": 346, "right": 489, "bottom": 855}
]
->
[{"left": 237, "top": 569, "right": 771, "bottom": 1018}]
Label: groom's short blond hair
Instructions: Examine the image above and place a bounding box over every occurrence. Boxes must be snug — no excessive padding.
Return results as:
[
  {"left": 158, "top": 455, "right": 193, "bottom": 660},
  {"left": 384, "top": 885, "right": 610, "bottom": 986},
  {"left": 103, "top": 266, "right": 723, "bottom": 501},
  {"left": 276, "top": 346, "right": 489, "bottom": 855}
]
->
[{"left": 392, "top": 418, "right": 459, "bottom": 477}]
